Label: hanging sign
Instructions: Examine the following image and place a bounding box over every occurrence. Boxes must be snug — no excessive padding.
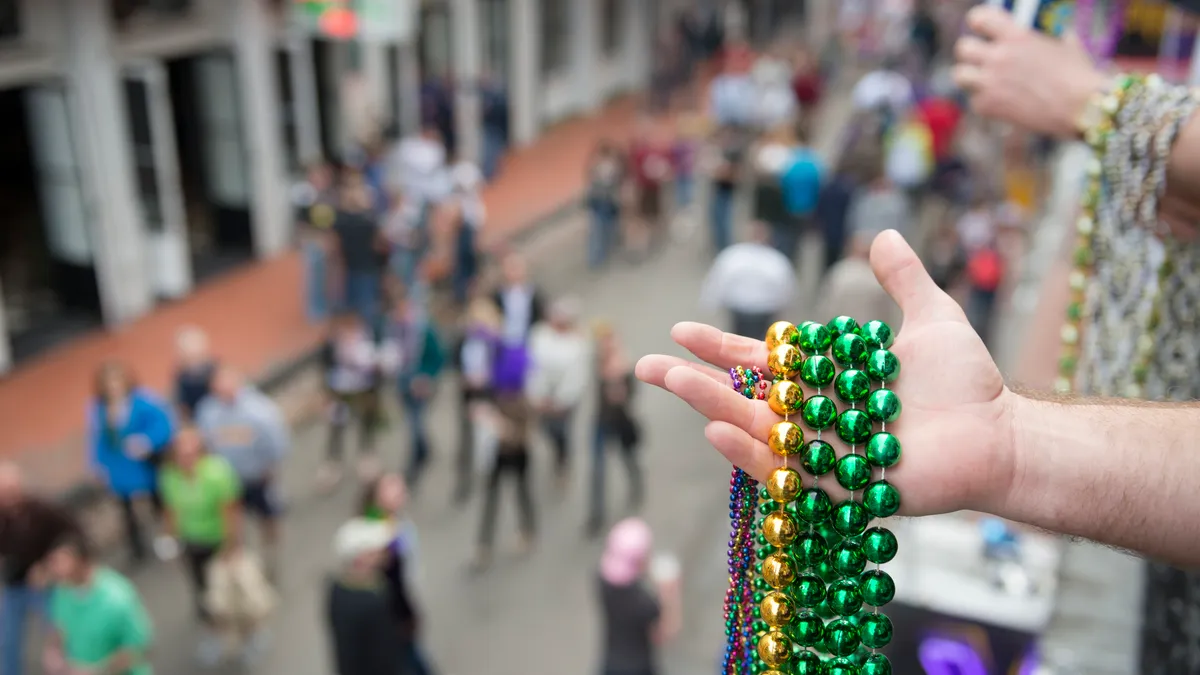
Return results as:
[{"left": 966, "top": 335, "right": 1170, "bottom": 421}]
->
[{"left": 291, "top": 0, "right": 416, "bottom": 42}]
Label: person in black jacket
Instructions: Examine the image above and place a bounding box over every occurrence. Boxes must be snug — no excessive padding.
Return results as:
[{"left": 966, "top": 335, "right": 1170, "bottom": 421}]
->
[
  {"left": 0, "top": 462, "right": 85, "bottom": 675},
  {"left": 326, "top": 518, "right": 402, "bottom": 675}
]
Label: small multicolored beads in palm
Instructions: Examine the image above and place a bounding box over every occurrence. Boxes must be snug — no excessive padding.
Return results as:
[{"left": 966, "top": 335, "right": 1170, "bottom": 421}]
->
[
  {"left": 743, "top": 318, "right": 900, "bottom": 675},
  {"left": 723, "top": 366, "right": 770, "bottom": 675}
]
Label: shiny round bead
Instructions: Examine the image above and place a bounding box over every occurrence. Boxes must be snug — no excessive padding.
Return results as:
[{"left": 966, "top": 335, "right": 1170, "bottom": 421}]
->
[
  {"left": 866, "top": 389, "right": 902, "bottom": 423},
  {"left": 757, "top": 629, "right": 793, "bottom": 668},
  {"left": 793, "top": 651, "right": 823, "bottom": 675},
  {"left": 765, "top": 467, "right": 803, "bottom": 503},
  {"left": 863, "top": 527, "right": 898, "bottom": 564},
  {"left": 834, "top": 369, "right": 871, "bottom": 403},
  {"left": 800, "top": 440, "right": 836, "bottom": 476},
  {"left": 762, "top": 511, "right": 800, "bottom": 547},
  {"left": 865, "top": 432, "right": 901, "bottom": 468},
  {"left": 826, "top": 657, "right": 860, "bottom": 675},
  {"left": 768, "top": 421, "right": 805, "bottom": 457},
  {"left": 762, "top": 553, "right": 798, "bottom": 589},
  {"left": 825, "top": 618, "right": 862, "bottom": 657},
  {"left": 758, "top": 500, "right": 779, "bottom": 515},
  {"left": 859, "top": 320, "right": 894, "bottom": 349},
  {"left": 827, "top": 315, "right": 859, "bottom": 338},
  {"left": 860, "top": 569, "right": 896, "bottom": 606},
  {"left": 801, "top": 395, "right": 837, "bottom": 430},
  {"left": 791, "top": 574, "right": 826, "bottom": 608},
  {"left": 832, "top": 538, "right": 867, "bottom": 576},
  {"left": 836, "top": 409, "right": 874, "bottom": 445},
  {"left": 765, "top": 321, "right": 800, "bottom": 351},
  {"left": 798, "top": 322, "right": 833, "bottom": 354},
  {"left": 767, "top": 343, "right": 805, "bottom": 380},
  {"left": 831, "top": 333, "right": 868, "bottom": 369},
  {"left": 795, "top": 487, "right": 832, "bottom": 524},
  {"left": 865, "top": 349, "right": 900, "bottom": 383},
  {"left": 833, "top": 500, "right": 870, "bottom": 536},
  {"left": 760, "top": 591, "right": 797, "bottom": 627},
  {"left": 790, "top": 612, "right": 825, "bottom": 647},
  {"left": 835, "top": 454, "right": 872, "bottom": 491},
  {"left": 861, "top": 653, "right": 893, "bottom": 675},
  {"left": 827, "top": 578, "right": 863, "bottom": 616},
  {"left": 767, "top": 380, "right": 805, "bottom": 416},
  {"left": 863, "top": 480, "right": 901, "bottom": 518},
  {"left": 859, "top": 613, "right": 893, "bottom": 649},
  {"left": 799, "top": 355, "right": 836, "bottom": 388},
  {"left": 757, "top": 544, "right": 778, "bottom": 560},
  {"left": 792, "top": 532, "right": 829, "bottom": 566}
]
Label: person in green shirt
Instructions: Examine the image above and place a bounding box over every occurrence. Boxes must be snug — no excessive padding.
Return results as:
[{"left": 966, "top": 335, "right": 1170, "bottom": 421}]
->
[
  {"left": 158, "top": 425, "right": 242, "bottom": 666},
  {"left": 42, "top": 536, "right": 153, "bottom": 675}
]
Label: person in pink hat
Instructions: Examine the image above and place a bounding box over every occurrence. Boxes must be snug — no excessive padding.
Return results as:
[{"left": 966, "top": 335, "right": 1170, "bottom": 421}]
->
[{"left": 596, "top": 518, "right": 682, "bottom": 675}]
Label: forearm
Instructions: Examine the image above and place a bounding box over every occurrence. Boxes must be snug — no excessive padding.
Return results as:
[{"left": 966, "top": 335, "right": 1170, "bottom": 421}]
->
[
  {"left": 998, "top": 391, "right": 1200, "bottom": 566},
  {"left": 1166, "top": 113, "right": 1200, "bottom": 211}
]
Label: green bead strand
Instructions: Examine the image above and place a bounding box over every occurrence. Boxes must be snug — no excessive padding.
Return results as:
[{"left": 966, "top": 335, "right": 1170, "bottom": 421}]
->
[
  {"left": 863, "top": 481, "right": 901, "bottom": 518},
  {"left": 862, "top": 527, "right": 898, "bottom": 564},
  {"left": 800, "top": 440, "right": 836, "bottom": 476},
  {"left": 801, "top": 396, "right": 837, "bottom": 431},
  {"left": 859, "top": 320, "right": 894, "bottom": 349},
  {"left": 859, "top": 613, "right": 893, "bottom": 649},
  {"left": 827, "top": 578, "right": 863, "bottom": 616},
  {"left": 835, "top": 454, "right": 872, "bottom": 491},
  {"left": 860, "top": 570, "right": 895, "bottom": 607},
  {"left": 836, "top": 409, "right": 873, "bottom": 445},
  {"left": 833, "top": 501, "right": 870, "bottom": 537},
  {"left": 866, "top": 389, "right": 902, "bottom": 424},
  {"left": 864, "top": 432, "right": 901, "bottom": 468},
  {"left": 834, "top": 369, "right": 871, "bottom": 403},
  {"left": 798, "top": 322, "right": 833, "bottom": 354},
  {"left": 795, "top": 488, "right": 833, "bottom": 524},
  {"left": 861, "top": 654, "right": 892, "bottom": 675},
  {"left": 832, "top": 538, "right": 867, "bottom": 576},
  {"left": 827, "top": 315, "right": 859, "bottom": 338},
  {"left": 800, "top": 355, "right": 837, "bottom": 388},
  {"left": 824, "top": 619, "right": 862, "bottom": 657},
  {"left": 865, "top": 349, "right": 900, "bottom": 383},
  {"left": 831, "top": 333, "right": 868, "bottom": 368}
]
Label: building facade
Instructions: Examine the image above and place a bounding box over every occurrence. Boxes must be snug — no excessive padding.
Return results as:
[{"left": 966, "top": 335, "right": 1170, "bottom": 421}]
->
[{"left": 0, "top": 0, "right": 656, "bottom": 374}]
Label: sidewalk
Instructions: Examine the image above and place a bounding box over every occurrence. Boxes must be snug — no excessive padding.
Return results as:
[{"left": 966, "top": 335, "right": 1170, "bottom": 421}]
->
[{"left": 0, "top": 93, "right": 647, "bottom": 494}]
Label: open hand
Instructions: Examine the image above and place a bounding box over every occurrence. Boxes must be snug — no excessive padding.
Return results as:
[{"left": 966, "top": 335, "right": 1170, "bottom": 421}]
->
[{"left": 635, "top": 230, "right": 1017, "bottom": 516}]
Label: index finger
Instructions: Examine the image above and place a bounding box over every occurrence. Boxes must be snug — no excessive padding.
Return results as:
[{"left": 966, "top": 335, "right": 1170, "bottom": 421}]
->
[
  {"left": 966, "top": 5, "right": 1024, "bottom": 41},
  {"left": 671, "top": 322, "right": 769, "bottom": 372}
]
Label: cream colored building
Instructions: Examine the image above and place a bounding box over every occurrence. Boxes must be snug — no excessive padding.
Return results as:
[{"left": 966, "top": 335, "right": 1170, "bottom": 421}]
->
[{"left": 0, "top": 0, "right": 657, "bottom": 373}]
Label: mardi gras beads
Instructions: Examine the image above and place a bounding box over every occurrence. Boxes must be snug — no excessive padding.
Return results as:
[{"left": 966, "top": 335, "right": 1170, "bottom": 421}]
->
[
  {"left": 723, "top": 366, "right": 771, "bottom": 674},
  {"left": 733, "top": 317, "right": 901, "bottom": 675}
]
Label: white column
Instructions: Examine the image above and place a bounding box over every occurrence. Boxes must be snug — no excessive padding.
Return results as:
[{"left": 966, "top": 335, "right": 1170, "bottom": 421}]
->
[
  {"left": 396, "top": 42, "right": 422, "bottom": 136},
  {"left": 0, "top": 279, "right": 11, "bottom": 374},
  {"left": 60, "top": 0, "right": 153, "bottom": 326},
  {"left": 361, "top": 41, "right": 389, "bottom": 133},
  {"left": 286, "top": 32, "right": 323, "bottom": 166},
  {"left": 573, "top": 0, "right": 601, "bottom": 112},
  {"left": 452, "top": 0, "right": 483, "bottom": 162},
  {"left": 508, "top": 0, "right": 540, "bottom": 145},
  {"left": 1191, "top": 28, "right": 1200, "bottom": 86},
  {"left": 228, "top": 0, "right": 291, "bottom": 257},
  {"left": 624, "top": 0, "right": 652, "bottom": 92}
]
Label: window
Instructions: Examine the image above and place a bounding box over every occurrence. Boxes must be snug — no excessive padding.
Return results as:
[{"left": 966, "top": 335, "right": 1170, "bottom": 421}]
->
[
  {"left": 600, "top": 0, "right": 621, "bottom": 55},
  {"left": 540, "top": 0, "right": 569, "bottom": 76},
  {"left": 0, "top": 0, "right": 19, "bottom": 41}
]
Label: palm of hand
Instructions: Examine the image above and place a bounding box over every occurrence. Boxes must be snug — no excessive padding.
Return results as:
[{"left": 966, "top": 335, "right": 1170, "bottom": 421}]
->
[
  {"left": 635, "top": 231, "right": 1014, "bottom": 517},
  {"left": 887, "top": 316, "right": 1009, "bottom": 515}
]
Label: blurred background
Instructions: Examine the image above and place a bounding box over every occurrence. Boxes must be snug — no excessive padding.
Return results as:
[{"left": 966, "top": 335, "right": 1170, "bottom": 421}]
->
[{"left": 0, "top": 0, "right": 1190, "bottom": 673}]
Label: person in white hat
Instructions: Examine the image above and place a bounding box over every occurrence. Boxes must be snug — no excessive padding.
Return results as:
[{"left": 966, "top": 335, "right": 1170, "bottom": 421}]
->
[{"left": 325, "top": 518, "right": 401, "bottom": 675}]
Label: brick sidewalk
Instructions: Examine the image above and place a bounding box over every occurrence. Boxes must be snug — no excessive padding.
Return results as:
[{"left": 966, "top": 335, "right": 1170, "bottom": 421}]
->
[{"left": 0, "top": 93, "right": 649, "bottom": 493}]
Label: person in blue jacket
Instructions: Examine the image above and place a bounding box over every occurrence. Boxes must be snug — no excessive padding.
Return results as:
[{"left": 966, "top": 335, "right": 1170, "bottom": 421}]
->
[{"left": 89, "top": 362, "right": 175, "bottom": 564}]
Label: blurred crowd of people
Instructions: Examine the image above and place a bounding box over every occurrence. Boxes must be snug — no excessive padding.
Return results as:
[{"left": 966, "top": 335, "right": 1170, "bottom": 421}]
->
[{"left": 0, "top": 1, "right": 1054, "bottom": 674}]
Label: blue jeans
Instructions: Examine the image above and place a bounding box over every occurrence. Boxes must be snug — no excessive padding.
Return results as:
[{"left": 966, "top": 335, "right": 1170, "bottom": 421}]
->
[
  {"left": 587, "top": 423, "right": 643, "bottom": 529},
  {"left": 343, "top": 270, "right": 381, "bottom": 325},
  {"left": 303, "top": 240, "right": 330, "bottom": 322},
  {"left": 588, "top": 202, "right": 619, "bottom": 268},
  {"left": 482, "top": 126, "right": 507, "bottom": 182},
  {"left": 1, "top": 584, "right": 46, "bottom": 675},
  {"left": 400, "top": 386, "right": 432, "bottom": 483},
  {"left": 675, "top": 174, "right": 695, "bottom": 210},
  {"left": 454, "top": 225, "right": 479, "bottom": 304},
  {"left": 710, "top": 187, "right": 735, "bottom": 253}
]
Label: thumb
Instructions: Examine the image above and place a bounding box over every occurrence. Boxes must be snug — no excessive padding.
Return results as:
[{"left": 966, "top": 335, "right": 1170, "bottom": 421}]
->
[{"left": 869, "top": 230, "right": 963, "bottom": 323}]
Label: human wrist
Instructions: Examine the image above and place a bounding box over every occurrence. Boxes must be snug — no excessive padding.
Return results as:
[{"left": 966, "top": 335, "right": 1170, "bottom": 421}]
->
[
  {"left": 971, "top": 387, "right": 1028, "bottom": 517},
  {"left": 1061, "top": 67, "right": 1116, "bottom": 140}
]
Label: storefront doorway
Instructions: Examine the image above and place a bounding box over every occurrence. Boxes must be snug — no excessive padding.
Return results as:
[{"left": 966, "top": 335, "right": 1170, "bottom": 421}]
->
[
  {"left": 0, "top": 85, "right": 102, "bottom": 364},
  {"left": 165, "top": 52, "right": 255, "bottom": 281}
]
